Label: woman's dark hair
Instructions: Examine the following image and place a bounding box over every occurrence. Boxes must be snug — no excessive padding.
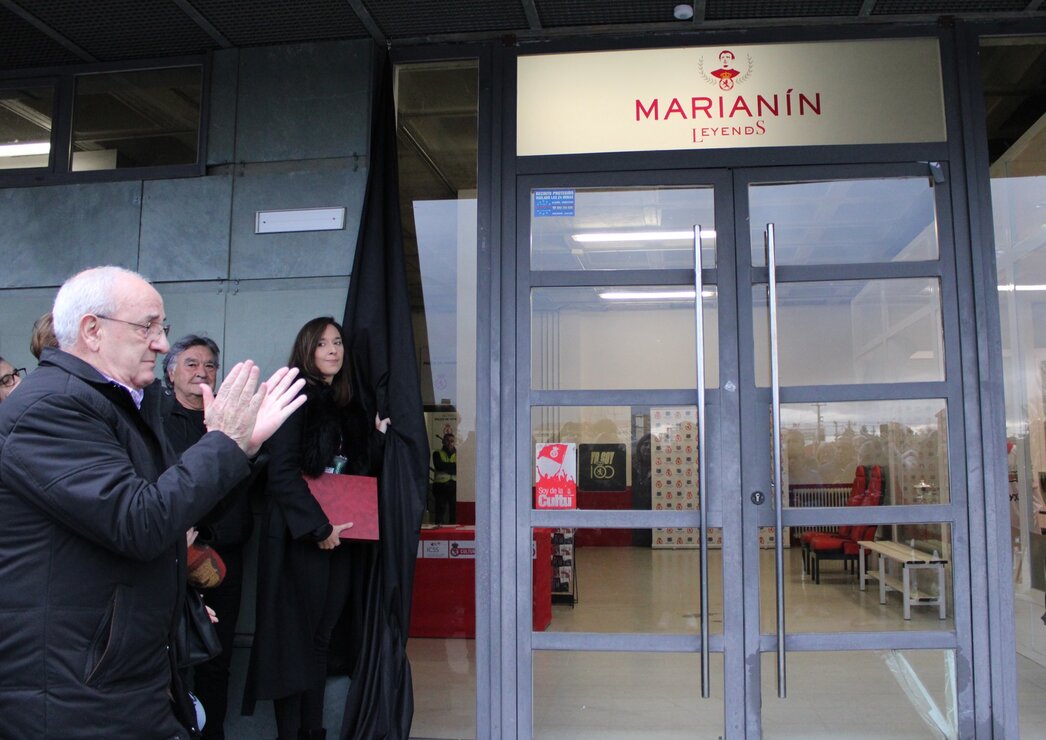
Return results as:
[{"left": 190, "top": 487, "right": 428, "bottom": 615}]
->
[{"left": 289, "top": 316, "right": 352, "bottom": 405}]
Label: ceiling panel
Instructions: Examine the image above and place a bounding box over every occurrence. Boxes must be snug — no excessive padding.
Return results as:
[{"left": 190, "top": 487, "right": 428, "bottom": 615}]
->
[
  {"left": 0, "top": 0, "right": 1041, "bottom": 72},
  {"left": 363, "top": 0, "right": 529, "bottom": 39},
  {"left": 0, "top": 5, "right": 84, "bottom": 69},
  {"left": 194, "top": 0, "right": 368, "bottom": 47},
  {"left": 24, "top": 0, "right": 219, "bottom": 61}
]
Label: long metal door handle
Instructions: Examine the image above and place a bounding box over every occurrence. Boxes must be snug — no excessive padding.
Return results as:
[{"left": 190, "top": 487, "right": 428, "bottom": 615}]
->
[
  {"left": 694, "top": 224, "right": 710, "bottom": 698},
  {"left": 766, "top": 223, "right": 787, "bottom": 698}
]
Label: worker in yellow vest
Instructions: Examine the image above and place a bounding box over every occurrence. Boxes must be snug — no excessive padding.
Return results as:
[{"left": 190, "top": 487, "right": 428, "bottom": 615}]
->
[{"left": 432, "top": 432, "right": 457, "bottom": 524}]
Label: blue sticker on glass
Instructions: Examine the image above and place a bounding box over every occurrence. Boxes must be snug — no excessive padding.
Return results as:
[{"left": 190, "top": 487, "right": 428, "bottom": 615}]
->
[{"left": 534, "top": 189, "right": 575, "bottom": 217}]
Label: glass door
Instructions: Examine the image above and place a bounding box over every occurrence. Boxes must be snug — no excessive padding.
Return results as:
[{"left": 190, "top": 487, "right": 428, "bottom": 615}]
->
[{"left": 513, "top": 163, "right": 973, "bottom": 738}]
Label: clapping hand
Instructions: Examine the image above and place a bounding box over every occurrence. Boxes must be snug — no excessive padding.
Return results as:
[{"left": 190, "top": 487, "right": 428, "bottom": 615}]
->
[{"left": 203, "top": 362, "right": 306, "bottom": 456}]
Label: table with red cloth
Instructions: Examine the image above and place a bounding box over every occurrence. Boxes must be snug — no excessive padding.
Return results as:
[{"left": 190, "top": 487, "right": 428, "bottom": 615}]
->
[{"left": 409, "top": 525, "right": 552, "bottom": 638}]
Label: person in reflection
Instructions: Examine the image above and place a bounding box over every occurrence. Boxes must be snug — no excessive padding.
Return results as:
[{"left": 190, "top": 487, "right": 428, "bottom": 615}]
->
[
  {"left": 246, "top": 316, "right": 389, "bottom": 740},
  {"left": 162, "top": 334, "right": 261, "bottom": 740},
  {"left": 631, "top": 432, "right": 653, "bottom": 546},
  {"left": 30, "top": 311, "right": 59, "bottom": 360},
  {"left": 0, "top": 355, "right": 25, "bottom": 403},
  {"left": 431, "top": 432, "right": 457, "bottom": 524},
  {"left": 0, "top": 266, "right": 306, "bottom": 739}
]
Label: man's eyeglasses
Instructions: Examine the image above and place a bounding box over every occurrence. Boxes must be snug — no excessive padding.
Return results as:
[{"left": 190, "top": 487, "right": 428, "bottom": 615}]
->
[
  {"left": 0, "top": 367, "right": 26, "bottom": 387},
  {"left": 95, "top": 315, "right": 171, "bottom": 340}
]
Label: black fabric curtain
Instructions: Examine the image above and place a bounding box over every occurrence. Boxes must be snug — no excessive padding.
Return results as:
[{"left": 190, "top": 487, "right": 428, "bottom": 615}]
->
[{"left": 339, "top": 46, "right": 429, "bottom": 740}]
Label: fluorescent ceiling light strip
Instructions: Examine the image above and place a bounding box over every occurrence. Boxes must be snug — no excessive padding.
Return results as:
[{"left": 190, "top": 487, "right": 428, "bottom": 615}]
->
[
  {"left": 998, "top": 284, "right": 1046, "bottom": 292},
  {"left": 572, "top": 230, "right": 715, "bottom": 243},
  {"left": 599, "top": 290, "right": 714, "bottom": 300},
  {"left": 0, "top": 142, "right": 50, "bottom": 157}
]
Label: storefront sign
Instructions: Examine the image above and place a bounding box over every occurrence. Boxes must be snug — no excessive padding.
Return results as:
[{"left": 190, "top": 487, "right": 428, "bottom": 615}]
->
[
  {"left": 535, "top": 442, "right": 577, "bottom": 509},
  {"left": 518, "top": 37, "right": 946, "bottom": 156}
]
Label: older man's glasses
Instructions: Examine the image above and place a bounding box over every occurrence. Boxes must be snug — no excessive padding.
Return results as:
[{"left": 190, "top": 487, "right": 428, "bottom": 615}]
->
[
  {"left": 95, "top": 315, "right": 171, "bottom": 339},
  {"left": 0, "top": 367, "right": 26, "bottom": 387}
]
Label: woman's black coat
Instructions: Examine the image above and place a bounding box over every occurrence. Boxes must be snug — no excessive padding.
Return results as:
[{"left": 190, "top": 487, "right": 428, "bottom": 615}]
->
[{"left": 245, "top": 383, "right": 380, "bottom": 706}]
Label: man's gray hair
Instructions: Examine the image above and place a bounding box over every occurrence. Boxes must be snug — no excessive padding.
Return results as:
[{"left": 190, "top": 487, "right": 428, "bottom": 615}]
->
[
  {"left": 52, "top": 266, "right": 145, "bottom": 349},
  {"left": 163, "top": 334, "right": 221, "bottom": 387}
]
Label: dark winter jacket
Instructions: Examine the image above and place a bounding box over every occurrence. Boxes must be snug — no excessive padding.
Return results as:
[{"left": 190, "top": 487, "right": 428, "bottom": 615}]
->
[
  {"left": 161, "top": 389, "right": 258, "bottom": 546},
  {"left": 245, "top": 383, "right": 380, "bottom": 707},
  {"left": 0, "top": 348, "right": 252, "bottom": 739}
]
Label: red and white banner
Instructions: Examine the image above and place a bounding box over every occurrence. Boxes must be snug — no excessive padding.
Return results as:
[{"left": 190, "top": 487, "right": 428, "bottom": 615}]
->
[{"left": 535, "top": 443, "right": 577, "bottom": 510}]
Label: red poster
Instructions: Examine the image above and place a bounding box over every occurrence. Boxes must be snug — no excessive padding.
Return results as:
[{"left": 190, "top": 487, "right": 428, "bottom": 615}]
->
[{"left": 535, "top": 443, "right": 577, "bottom": 509}]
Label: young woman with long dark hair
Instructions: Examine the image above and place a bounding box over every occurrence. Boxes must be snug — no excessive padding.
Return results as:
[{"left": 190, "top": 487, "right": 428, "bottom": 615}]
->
[{"left": 246, "top": 316, "right": 388, "bottom": 740}]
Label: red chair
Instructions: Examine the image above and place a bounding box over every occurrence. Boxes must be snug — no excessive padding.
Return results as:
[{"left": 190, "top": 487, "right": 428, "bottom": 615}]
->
[
  {"left": 801, "top": 466, "right": 867, "bottom": 574},
  {"left": 807, "top": 466, "right": 883, "bottom": 584}
]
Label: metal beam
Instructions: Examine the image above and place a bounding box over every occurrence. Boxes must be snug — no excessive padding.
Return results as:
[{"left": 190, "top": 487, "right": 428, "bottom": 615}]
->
[
  {"left": 0, "top": 0, "right": 96, "bottom": 62},
  {"left": 859, "top": 0, "right": 877, "bottom": 16},
  {"left": 171, "top": 0, "right": 233, "bottom": 48},
  {"left": 345, "top": 0, "right": 387, "bottom": 47},
  {"left": 521, "top": 0, "right": 542, "bottom": 30}
]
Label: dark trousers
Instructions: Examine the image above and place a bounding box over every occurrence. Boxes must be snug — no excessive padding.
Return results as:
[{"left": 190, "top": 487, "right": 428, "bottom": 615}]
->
[
  {"left": 194, "top": 545, "right": 244, "bottom": 740},
  {"left": 274, "top": 547, "right": 353, "bottom": 737},
  {"left": 432, "top": 482, "right": 456, "bottom": 524}
]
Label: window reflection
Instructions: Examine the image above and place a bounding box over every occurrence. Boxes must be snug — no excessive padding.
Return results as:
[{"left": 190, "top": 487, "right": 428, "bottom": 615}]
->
[
  {"left": 395, "top": 59, "right": 479, "bottom": 740},
  {"left": 749, "top": 177, "right": 939, "bottom": 266},
  {"left": 0, "top": 85, "right": 54, "bottom": 170},
  {"left": 781, "top": 400, "right": 949, "bottom": 505},
  {"left": 530, "top": 186, "right": 716, "bottom": 271},
  {"left": 754, "top": 279, "right": 945, "bottom": 387},
  {"left": 72, "top": 66, "right": 201, "bottom": 170},
  {"left": 532, "top": 286, "right": 718, "bottom": 390}
]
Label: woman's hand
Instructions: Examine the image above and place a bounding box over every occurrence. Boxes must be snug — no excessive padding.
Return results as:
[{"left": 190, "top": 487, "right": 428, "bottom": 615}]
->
[
  {"left": 375, "top": 413, "right": 391, "bottom": 434},
  {"left": 205, "top": 605, "right": 218, "bottom": 624},
  {"left": 318, "top": 522, "right": 353, "bottom": 549},
  {"left": 186, "top": 527, "right": 198, "bottom": 548}
]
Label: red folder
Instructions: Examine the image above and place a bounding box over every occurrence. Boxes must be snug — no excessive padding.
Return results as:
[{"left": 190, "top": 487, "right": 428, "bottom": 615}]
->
[{"left": 304, "top": 474, "right": 379, "bottom": 541}]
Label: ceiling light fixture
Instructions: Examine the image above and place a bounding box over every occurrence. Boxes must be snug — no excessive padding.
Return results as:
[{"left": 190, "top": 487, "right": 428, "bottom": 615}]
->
[
  {"left": 0, "top": 142, "right": 50, "bottom": 157},
  {"left": 674, "top": 4, "right": 694, "bottom": 20},
  {"left": 572, "top": 229, "right": 715, "bottom": 243},
  {"left": 998, "top": 283, "right": 1046, "bottom": 292},
  {"left": 599, "top": 289, "right": 715, "bottom": 301}
]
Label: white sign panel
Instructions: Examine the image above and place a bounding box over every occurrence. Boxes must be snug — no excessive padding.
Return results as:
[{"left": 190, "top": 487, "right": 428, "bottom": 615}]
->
[{"left": 517, "top": 38, "right": 946, "bottom": 156}]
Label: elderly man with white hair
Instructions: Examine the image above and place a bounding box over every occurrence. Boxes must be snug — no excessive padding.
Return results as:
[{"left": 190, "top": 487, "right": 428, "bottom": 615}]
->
[{"left": 0, "top": 265, "right": 306, "bottom": 738}]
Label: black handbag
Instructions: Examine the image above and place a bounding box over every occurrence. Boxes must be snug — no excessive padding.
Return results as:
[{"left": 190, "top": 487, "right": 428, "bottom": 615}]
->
[{"left": 176, "top": 589, "right": 222, "bottom": 669}]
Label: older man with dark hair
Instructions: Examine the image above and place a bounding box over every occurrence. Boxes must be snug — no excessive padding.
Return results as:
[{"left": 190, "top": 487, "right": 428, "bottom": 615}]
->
[
  {"left": 0, "top": 266, "right": 305, "bottom": 738},
  {"left": 162, "top": 333, "right": 255, "bottom": 740}
]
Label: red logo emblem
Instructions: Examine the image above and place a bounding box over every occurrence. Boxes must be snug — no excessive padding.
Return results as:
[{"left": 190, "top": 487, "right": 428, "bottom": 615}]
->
[{"left": 699, "top": 49, "right": 753, "bottom": 91}]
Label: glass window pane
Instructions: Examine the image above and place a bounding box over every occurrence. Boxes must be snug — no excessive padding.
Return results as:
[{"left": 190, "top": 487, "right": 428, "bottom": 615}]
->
[
  {"left": 72, "top": 66, "right": 202, "bottom": 170},
  {"left": 530, "top": 186, "right": 716, "bottom": 270},
  {"left": 396, "top": 59, "right": 478, "bottom": 740},
  {"left": 532, "top": 286, "right": 717, "bottom": 390},
  {"left": 781, "top": 399, "right": 950, "bottom": 505},
  {"left": 0, "top": 85, "right": 54, "bottom": 170},
  {"left": 750, "top": 177, "right": 939, "bottom": 266},
  {"left": 762, "top": 651, "right": 958, "bottom": 738},
  {"left": 761, "top": 523, "right": 954, "bottom": 633},
  {"left": 534, "top": 652, "right": 723, "bottom": 737},
  {"left": 539, "top": 527, "right": 722, "bottom": 635},
  {"left": 754, "top": 279, "right": 945, "bottom": 386},
  {"left": 532, "top": 405, "right": 706, "bottom": 512}
]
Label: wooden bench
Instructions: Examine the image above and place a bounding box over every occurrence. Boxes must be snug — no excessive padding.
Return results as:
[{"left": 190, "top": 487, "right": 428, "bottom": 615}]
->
[{"left": 858, "top": 540, "right": 948, "bottom": 620}]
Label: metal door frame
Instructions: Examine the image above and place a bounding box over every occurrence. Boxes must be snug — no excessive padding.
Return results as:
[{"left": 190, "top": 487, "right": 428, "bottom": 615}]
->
[{"left": 505, "top": 162, "right": 977, "bottom": 738}]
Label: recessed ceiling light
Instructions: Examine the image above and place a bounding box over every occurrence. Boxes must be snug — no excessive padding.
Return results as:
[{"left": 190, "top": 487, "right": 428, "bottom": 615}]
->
[{"left": 674, "top": 4, "right": 694, "bottom": 20}]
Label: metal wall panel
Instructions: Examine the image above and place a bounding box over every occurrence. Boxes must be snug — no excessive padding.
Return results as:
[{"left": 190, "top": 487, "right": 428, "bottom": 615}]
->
[
  {"left": 0, "top": 287, "right": 59, "bottom": 369},
  {"left": 207, "top": 49, "right": 240, "bottom": 167},
  {"left": 235, "top": 39, "right": 371, "bottom": 163},
  {"left": 0, "top": 180, "right": 142, "bottom": 288},
  {"left": 228, "top": 163, "right": 364, "bottom": 280},
  {"left": 140, "top": 176, "right": 234, "bottom": 282}
]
